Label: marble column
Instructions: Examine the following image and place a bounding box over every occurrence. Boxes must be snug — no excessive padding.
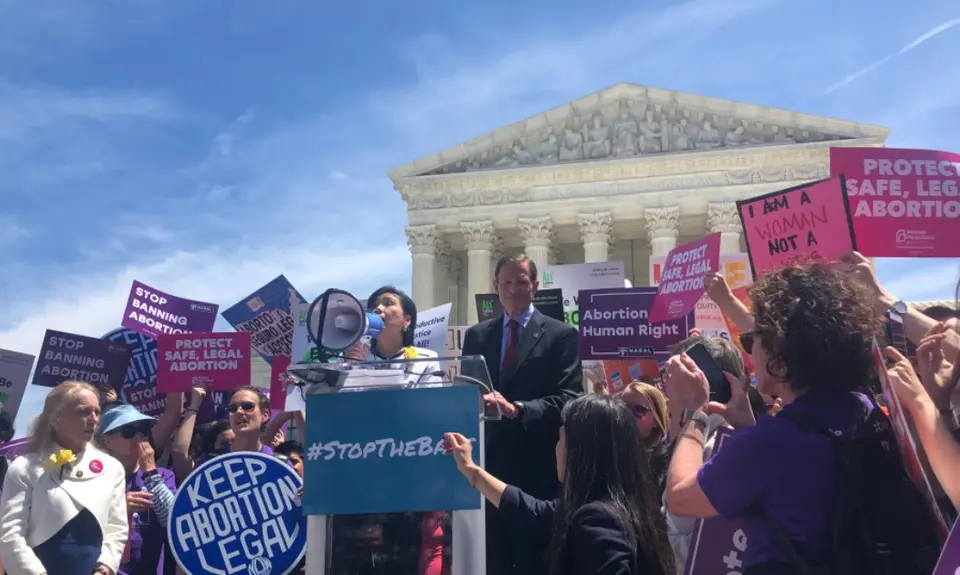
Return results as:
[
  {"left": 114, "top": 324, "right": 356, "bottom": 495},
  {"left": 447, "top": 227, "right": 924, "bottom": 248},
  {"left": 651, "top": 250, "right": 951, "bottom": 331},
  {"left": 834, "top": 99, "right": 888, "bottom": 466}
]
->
[
  {"left": 405, "top": 224, "right": 440, "bottom": 310},
  {"left": 645, "top": 206, "right": 680, "bottom": 257},
  {"left": 707, "top": 202, "right": 743, "bottom": 254},
  {"left": 518, "top": 216, "right": 553, "bottom": 269},
  {"left": 549, "top": 245, "right": 564, "bottom": 265},
  {"left": 434, "top": 241, "right": 452, "bottom": 309},
  {"left": 446, "top": 255, "right": 462, "bottom": 325},
  {"left": 577, "top": 212, "right": 613, "bottom": 262},
  {"left": 461, "top": 220, "right": 498, "bottom": 325}
]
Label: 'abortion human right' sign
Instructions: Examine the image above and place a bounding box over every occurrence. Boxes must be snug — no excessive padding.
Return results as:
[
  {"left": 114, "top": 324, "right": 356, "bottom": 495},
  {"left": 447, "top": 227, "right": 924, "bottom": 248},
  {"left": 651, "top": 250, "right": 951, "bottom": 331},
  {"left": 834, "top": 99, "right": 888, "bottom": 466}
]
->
[{"left": 169, "top": 451, "right": 306, "bottom": 575}]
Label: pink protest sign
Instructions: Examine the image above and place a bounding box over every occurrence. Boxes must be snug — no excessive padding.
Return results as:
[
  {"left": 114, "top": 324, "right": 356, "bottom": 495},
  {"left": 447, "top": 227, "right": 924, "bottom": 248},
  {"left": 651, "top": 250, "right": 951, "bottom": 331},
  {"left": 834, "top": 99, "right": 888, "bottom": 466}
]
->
[
  {"left": 737, "top": 176, "right": 856, "bottom": 276},
  {"left": 156, "top": 332, "right": 252, "bottom": 392},
  {"left": 649, "top": 233, "right": 721, "bottom": 324},
  {"left": 121, "top": 280, "right": 219, "bottom": 339},
  {"left": 830, "top": 147, "right": 960, "bottom": 257}
]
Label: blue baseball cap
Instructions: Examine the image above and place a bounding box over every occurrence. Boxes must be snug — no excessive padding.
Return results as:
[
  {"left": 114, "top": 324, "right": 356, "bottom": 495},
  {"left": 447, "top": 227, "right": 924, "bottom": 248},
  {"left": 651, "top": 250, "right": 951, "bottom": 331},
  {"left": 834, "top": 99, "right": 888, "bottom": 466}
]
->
[{"left": 100, "top": 404, "right": 156, "bottom": 435}]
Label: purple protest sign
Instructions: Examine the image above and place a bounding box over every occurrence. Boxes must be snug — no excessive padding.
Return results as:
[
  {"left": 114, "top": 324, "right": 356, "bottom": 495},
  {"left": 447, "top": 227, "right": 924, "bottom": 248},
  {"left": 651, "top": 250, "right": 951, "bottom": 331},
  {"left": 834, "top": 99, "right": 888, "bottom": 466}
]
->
[
  {"left": 1, "top": 437, "right": 30, "bottom": 462},
  {"left": 196, "top": 390, "right": 229, "bottom": 425},
  {"left": 33, "top": 330, "right": 132, "bottom": 390},
  {"left": 121, "top": 280, "right": 219, "bottom": 339},
  {"left": 683, "top": 427, "right": 746, "bottom": 575},
  {"left": 578, "top": 287, "right": 692, "bottom": 361},
  {"left": 934, "top": 523, "right": 960, "bottom": 574}
]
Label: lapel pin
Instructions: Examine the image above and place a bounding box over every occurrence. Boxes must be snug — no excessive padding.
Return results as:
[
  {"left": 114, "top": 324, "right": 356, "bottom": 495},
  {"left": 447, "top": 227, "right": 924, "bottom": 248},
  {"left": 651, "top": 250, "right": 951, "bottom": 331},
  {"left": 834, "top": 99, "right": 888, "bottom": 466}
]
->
[{"left": 76, "top": 470, "right": 83, "bottom": 478}]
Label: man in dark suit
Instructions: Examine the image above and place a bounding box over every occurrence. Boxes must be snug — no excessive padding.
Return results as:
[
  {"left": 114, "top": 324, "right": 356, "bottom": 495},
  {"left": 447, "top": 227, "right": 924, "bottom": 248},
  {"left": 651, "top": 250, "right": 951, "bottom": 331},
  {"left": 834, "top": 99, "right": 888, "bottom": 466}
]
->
[{"left": 461, "top": 253, "right": 582, "bottom": 575}]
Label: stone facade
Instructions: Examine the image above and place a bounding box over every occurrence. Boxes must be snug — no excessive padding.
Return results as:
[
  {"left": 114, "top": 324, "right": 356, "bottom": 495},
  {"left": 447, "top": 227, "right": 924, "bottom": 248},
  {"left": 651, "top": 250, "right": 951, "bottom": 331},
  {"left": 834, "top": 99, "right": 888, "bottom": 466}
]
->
[{"left": 391, "top": 83, "right": 890, "bottom": 323}]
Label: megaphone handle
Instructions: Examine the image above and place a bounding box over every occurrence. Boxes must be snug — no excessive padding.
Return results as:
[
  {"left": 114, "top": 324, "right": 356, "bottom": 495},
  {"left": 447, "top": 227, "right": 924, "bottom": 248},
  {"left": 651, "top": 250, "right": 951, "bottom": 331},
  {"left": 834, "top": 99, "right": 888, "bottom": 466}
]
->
[{"left": 315, "top": 289, "right": 332, "bottom": 348}]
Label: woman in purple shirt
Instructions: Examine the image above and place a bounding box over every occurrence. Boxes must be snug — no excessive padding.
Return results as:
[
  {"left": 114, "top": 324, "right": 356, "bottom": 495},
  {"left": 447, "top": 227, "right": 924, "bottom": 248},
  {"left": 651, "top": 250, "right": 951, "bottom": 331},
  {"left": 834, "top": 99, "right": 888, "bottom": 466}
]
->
[{"left": 663, "top": 262, "right": 884, "bottom": 573}]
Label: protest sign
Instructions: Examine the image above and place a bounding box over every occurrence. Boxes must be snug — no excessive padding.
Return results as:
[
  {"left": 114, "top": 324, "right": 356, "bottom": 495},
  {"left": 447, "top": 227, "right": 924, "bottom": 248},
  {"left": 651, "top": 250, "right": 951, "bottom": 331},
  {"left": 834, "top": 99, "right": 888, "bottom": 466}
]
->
[
  {"left": 540, "top": 262, "right": 625, "bottom": 327},
  {"left": 1, "top": 437, "right": 29, "bottom": 462},
  {"left": 721, "top": 286, "right": 756, "bottom": 373},
  {"left": 269, "top": 356, "right": 291, "bottom": 411},
  {"left": 649, "top": 233, "right": 721, "bottom": 324},
  {"left": 683, "top": 428, "right": 746, "bottom": 575},
  {"left": 578, "top": 287, "right": 692, "bottom": 361},
  {"left": 33, "top": 330, "right": 132, "bottom": 389},
  {"left": 122, "top": 280, "right": 219, "bottom": 339},
  {"left": 221, "top": 275, "right": 306, "bottom": 365},
  {"left": 414, "top": 302, "right": 452, "bottom": 355},
  {"left": 934, "top": 523, "right": 960, "bottom": 574},
  {"left": 102, "top": 328, "right": 164, "bottom": 417},
  {"left": 303, "top": 385, "right": 481, "bottom": 515},
  {"left": 737, "top": 177, "right": 856, "bottom": 276},
  {"left": 0, "top": 349, "right": 34, "bottom": 419},
  {"left": 590, "top": 359, "right": 661, "bottom": 394},
  {"left": 650, "top": 253, "right": 751, "bottom": 288},
  {"left": 168, "top": 451, "right": 306, "bottom": 575},
  {"left": 475, "top": 289, "right": 565, "bottom": 323},
  {"left": 157, "top": 332, "right": 252, "bottom": 392},
  {"left": 831, "top": 147, "right": 960, "bottom": 257}
]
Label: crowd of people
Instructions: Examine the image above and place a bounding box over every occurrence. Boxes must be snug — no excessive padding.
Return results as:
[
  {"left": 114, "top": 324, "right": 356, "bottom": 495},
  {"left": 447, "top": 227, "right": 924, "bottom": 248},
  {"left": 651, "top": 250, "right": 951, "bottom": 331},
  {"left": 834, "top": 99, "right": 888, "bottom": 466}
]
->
[{"left": 0, "top": 251, "right": 956, "bottom": 575}]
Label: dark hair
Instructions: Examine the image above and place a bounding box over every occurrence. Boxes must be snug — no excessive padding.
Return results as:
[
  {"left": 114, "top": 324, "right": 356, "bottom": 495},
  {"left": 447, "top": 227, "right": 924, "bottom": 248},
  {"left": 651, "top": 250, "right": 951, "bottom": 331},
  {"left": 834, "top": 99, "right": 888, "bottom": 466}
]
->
[
  {"left": 198, "top": 420, "right": 232, "bottom": 457},
  {"left": 275, "top": 440, "right": 304, "bottom": 457},
  {"left": 366, "top": 285, "right": 417, "bottom": 347},
  {"left": 922, "top": 305, "right": 960, "bottom": 322},
  {"left": 230, "top": 386, "right": 270, "bottom": 415},
  {"left": 494, "top": 253, "right": 538, "bottom": 283},
  {"left": 750, "top": 261, "right": 882, "bottom": 395},
  {"left": 0, "top": 411, "right": 14, "bottom": 444},
  {"left": 670, "top": 335, "right": 746, "bottom": 383},
  {"left": 547, "top": 394, "right": 675, "bottom": 575}
]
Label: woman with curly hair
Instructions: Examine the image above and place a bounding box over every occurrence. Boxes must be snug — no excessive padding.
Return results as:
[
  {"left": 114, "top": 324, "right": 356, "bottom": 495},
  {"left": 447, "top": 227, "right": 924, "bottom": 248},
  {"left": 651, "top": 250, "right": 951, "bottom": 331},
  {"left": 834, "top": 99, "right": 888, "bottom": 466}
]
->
[{"left": 663, "top": 261, "right": 886, "bottom": 573}]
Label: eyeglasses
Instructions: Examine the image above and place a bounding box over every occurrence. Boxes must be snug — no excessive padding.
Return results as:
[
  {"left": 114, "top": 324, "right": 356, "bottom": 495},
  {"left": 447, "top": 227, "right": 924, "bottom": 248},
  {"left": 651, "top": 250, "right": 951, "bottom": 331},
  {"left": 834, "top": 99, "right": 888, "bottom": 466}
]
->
[
  {"left": 738, "top": 331, "right": 757, "bottom": 355},
  {"left": 227, "top": 401, "right": 257, "bottom": 414},
  {"left": 115, "top": 423, "right": 153, "bottom": 439},
  {"left": 629, "top": 404, "right": 650, "bottom": 418}
]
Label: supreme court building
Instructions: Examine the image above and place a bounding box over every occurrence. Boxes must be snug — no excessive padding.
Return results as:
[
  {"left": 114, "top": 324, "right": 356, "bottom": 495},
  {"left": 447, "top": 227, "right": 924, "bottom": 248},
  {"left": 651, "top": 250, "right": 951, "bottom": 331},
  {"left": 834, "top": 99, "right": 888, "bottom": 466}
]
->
[{"left": 390, "top": 83, "right": 891, "bottom": 324}]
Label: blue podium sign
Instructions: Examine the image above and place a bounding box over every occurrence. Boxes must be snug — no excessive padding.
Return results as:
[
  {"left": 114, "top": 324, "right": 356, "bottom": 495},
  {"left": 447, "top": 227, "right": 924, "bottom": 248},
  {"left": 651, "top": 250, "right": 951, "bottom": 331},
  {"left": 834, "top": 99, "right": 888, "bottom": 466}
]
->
[
  {"left": 168, "top": 452, "right": 307, "bottom": 575},
  {"left": 303, "top": 385, "right": 482, "bottom": 515}
]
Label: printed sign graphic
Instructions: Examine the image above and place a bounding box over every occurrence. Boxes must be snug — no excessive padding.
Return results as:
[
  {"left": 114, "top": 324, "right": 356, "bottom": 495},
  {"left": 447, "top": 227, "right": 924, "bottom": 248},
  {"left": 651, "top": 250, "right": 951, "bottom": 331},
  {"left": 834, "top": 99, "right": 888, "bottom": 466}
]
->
[
  {"left": 168, "top": 451, "right": 306, "bottom": 575},
  {"left": 475, "top": 289, "right": 565, "bottom": 323},
  {"left": 303, "top": 385, "right": 482, "bottom": 515},
  {"left": 830, "top": 147, "right": 960, "bottom": 257},
  {"left": 578, "top": 287, "right": 692, "bottom": 361},
  {"left": 221, "top": 275, "right": 306, "bottom": 365},
  {"left": 737, "top": 177, "right": 856, "bottom": 276},
  {"left": 102, "top": 328, "right": 163, "bottom": 417},
  {"left": 933, "top": 522, "right": 960, "bottom": 574},
  {"left": 649, "top": 233, "right": 721, "bottom": 324},
  {"left": 1, "top": 437, "right": 30, "bottom": 462},
  {"left": 122, "top": 280, "right": 219, "bottom": 339},
  {"left": 157, "top": 332, "right": 252, "bottom": 392},
  {"left": 33, "top": 330, "right": 132, "bottom": 389},
  {"left": 414, "top": 303, "right": 452, "bottom": 355},
  {"left": 0, "top": 349, "right": 34, "bottom": 419},
  {"left": 539, "top": 262, "right": 625, "bottom": 327}
]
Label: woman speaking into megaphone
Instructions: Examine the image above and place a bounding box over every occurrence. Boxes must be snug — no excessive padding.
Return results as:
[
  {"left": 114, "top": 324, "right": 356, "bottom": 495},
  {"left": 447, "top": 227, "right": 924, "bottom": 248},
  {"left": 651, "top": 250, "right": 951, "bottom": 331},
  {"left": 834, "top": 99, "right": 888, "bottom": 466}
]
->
[{"left": 344, "top": 285, "right": 442, "bottom": 385}]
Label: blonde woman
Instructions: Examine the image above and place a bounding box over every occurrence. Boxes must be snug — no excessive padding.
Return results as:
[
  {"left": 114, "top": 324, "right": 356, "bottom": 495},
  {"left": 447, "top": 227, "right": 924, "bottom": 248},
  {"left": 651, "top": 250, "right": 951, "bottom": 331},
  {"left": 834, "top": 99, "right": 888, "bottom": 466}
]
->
[{"left": 0, "top": 381, "right": 128, "bottom": 575}]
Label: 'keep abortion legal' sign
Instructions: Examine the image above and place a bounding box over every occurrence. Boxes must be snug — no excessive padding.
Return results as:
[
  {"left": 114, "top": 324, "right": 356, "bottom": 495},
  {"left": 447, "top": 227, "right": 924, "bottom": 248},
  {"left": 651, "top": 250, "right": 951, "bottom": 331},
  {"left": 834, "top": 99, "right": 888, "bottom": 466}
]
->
[
  {"left": 169, "top": 451, "right": 306, "bottom": 575},
  {"left": 33, "top": 330, "right": 132, "bottom": 389},
  {"left": 122, "top": 280, "right": 219, "bottom": 339}
]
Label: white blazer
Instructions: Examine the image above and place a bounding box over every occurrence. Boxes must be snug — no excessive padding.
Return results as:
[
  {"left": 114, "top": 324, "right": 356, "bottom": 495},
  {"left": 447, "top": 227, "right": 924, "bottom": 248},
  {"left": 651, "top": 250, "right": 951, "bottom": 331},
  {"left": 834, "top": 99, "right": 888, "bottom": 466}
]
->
[
  {"left": 364, "top": 346, "right": 444, "bottom": 386},
  {"left": 0, "top": 443, "right": 128, "bottom": 575}
]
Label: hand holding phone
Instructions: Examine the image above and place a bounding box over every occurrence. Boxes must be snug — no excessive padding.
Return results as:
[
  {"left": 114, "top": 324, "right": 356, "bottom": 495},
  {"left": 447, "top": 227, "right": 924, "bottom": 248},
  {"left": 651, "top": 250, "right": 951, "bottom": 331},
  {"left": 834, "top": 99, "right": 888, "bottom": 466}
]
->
[{"left": 685, "top": 342, "right": 732, "bottom": 404}]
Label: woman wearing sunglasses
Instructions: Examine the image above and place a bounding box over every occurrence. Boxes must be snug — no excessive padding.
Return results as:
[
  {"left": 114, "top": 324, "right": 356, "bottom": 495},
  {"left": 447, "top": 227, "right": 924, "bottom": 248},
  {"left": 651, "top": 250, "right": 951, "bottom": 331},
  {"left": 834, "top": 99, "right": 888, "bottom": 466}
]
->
[{"left": 97, "top": 403, "right": 177, "bottom": 575}]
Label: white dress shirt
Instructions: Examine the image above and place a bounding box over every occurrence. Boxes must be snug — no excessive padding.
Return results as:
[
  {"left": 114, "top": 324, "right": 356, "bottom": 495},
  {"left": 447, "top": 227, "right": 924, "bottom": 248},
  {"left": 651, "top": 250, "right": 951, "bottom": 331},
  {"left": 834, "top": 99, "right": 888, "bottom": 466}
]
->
[
  {"left": 364, "top": 346, "right": 444, "bottom": 386},
  {"left": 0, "top": 443, "right": 128, "bottom": 575}
]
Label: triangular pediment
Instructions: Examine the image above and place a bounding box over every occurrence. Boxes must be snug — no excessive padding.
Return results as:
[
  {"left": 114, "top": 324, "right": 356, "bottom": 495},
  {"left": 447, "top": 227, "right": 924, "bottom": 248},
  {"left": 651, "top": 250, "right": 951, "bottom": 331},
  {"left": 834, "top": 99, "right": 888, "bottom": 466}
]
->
[{"left": 389, "top": 82, "right": 889, "bottom": 179}]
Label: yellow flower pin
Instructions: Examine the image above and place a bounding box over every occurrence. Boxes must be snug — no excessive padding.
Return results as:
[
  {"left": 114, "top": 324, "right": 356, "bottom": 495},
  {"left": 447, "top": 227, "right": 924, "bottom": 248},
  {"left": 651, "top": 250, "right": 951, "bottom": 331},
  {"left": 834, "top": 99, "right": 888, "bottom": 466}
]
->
[
  {"left": 49, "top": 449, "right": 76, "bottom": 469},
  {"left": 402, "top": 347, "right": 418, "bottom": 360}
]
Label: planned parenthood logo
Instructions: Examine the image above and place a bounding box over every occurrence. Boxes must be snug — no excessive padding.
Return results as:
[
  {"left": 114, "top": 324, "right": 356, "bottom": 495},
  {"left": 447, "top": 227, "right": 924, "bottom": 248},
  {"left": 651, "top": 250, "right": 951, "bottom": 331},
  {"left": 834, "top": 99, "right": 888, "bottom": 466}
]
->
[{"left": 168, "top": 452, "right": 306, "bottom": 575}]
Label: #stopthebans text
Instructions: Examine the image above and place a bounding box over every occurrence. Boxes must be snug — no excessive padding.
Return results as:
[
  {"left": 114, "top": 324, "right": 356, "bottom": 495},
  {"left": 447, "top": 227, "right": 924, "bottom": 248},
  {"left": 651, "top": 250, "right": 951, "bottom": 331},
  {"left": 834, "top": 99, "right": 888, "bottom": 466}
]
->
[{"left": 171, "top": 453, "right": 303, "bottom": 574}]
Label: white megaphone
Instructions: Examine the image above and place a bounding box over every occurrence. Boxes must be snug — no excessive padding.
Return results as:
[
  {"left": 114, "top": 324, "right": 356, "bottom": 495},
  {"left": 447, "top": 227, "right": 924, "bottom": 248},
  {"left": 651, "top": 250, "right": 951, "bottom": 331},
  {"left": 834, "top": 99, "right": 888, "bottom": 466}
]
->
[{"left": 306, "top": 288, "right": 384, "bottom": 352}]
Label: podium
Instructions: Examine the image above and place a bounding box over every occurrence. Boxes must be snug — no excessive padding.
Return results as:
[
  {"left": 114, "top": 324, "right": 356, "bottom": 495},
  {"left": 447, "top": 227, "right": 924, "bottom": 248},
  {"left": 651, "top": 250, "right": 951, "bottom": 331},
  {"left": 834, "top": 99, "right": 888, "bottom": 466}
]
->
[{"left": 292, "top": 355, "right": 498, "bottom": 575}]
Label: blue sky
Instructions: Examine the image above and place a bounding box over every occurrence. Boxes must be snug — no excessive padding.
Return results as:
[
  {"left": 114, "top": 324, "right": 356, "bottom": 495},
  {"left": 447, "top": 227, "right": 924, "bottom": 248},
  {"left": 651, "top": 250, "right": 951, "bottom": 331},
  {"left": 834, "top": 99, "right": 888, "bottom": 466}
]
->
[{"left": 2, "top": 0, "right": 958, "bottom": 432}]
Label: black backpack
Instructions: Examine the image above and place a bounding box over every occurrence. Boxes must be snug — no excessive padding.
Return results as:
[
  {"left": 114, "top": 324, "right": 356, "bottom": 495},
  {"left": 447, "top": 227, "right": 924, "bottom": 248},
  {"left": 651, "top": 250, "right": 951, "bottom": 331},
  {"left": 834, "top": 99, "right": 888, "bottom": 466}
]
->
[{"left": 765, "top": 402, "right": 942, "bottom": 575}]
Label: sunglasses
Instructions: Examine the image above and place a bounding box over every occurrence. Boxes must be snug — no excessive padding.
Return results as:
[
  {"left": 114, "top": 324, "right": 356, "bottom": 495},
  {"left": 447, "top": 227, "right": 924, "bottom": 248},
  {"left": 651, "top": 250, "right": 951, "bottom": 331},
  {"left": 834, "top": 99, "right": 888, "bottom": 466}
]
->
[
  {"left": 739, "top": 331, "right": 757, "bottom": 355},
  {"left": 227, "top": 401, "right": 257, "bottom": 414},
  {"left": 113, "top": 422, "right": 153, "bottom": 439},
  {"left": 629, "top": 404, "right": 650, "bottom": 418}
]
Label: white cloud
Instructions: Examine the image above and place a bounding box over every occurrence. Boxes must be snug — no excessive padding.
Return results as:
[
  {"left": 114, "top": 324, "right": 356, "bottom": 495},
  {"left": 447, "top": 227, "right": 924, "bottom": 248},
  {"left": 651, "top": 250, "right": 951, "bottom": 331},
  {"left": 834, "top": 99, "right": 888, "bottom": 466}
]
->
[{"left": 879, "top": 260, "right": 960, "bottom": 304}]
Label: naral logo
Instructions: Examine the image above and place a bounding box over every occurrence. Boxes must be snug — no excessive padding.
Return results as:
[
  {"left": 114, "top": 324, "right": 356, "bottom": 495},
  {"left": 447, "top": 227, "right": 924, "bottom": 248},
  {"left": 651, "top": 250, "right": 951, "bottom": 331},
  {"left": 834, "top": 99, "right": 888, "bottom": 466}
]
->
[
  {"left": 190, "top": 303, "right": 216, "bottom": 313},
  {"left": 248, "top": 556, "right": 272, "bottom": 575}
]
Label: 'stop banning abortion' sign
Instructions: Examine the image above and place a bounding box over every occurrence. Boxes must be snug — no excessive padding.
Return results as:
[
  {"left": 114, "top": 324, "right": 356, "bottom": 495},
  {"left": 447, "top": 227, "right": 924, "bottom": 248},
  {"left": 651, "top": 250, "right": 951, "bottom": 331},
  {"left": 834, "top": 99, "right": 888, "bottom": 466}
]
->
[{"left": 168, "top": 451, "right": 307, "bottom": 575}]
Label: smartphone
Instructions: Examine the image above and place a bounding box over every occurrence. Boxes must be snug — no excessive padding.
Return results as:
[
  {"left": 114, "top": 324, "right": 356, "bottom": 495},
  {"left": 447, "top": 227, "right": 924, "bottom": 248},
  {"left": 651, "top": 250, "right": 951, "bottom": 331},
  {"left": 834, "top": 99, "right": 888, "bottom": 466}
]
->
[
  {"left": 884, "top": 310, "right": 916, "bottom": 359},
  {"left": 685, "top": 342, "right": 732, "bottom": 404}
]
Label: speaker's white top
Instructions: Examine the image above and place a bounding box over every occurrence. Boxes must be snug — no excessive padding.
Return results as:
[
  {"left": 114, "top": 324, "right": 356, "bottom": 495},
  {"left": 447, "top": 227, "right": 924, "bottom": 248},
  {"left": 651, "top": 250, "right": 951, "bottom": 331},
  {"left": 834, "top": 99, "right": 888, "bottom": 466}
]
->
[{"left": 365, "top": 346, "right": 443, "bottom": 387}]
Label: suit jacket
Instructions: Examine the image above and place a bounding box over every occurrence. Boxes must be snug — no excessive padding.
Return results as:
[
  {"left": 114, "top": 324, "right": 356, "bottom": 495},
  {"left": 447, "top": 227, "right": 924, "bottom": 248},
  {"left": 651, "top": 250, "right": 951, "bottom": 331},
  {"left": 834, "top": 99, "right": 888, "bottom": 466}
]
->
[
  {"left": 461, "top": 309, "right": 581, "bottom": 497},
  {"left": 498, "top": 486, "right": 640, "bottom": 575},
  {"left": 0, "top": 443, "right": 128, "bottom": 575}
]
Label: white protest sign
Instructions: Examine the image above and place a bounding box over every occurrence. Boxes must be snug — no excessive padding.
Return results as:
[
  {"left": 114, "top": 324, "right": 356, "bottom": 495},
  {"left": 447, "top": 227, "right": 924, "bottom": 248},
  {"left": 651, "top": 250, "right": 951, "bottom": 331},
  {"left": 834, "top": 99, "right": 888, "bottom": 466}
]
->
[
  {"left": 0, "top": 349, "right": 34, "bottom": 420},
  {"left": 414, "top": 302, "right": 452, "bottom": 355}
]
